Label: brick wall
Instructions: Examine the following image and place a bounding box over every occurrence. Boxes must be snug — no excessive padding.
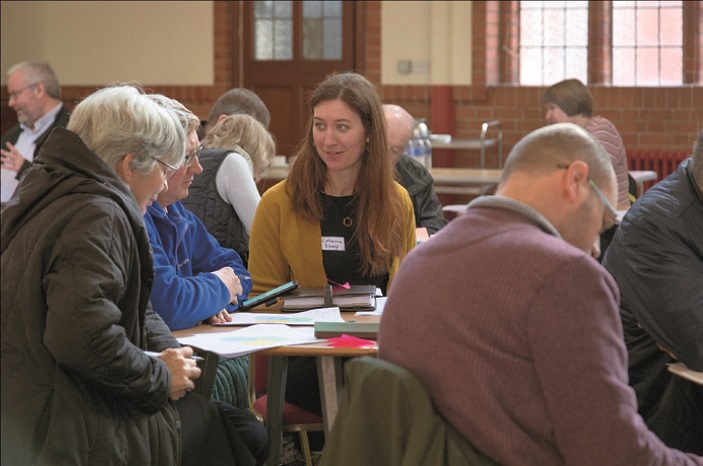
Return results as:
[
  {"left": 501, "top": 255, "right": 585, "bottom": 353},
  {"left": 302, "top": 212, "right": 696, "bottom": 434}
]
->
[{"left": 3, "top": 0, "right": 700, "bottom": 163}]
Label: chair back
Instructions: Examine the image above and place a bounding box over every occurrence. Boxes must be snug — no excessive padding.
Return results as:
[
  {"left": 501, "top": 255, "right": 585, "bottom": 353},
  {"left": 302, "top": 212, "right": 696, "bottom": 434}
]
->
[{"left": 320, "top": 357, "right": 498, "bottom": 466}]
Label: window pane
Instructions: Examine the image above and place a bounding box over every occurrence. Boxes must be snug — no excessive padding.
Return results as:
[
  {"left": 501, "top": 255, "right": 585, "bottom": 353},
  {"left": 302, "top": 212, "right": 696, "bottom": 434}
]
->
[
  {"left": 613, "top": 8, "right": 635, "bottom": 45},
  {"left": 323, "top": 1, "right": 342, "bottom": 16},
  {"left": 255, "top": 19, "right": 273, "bottom": 60},
  {"left": 637, "top": 47, "right": 659, "bottom": 84},
  {"left": 323, "top": 18, "right": 342, "bottom": 59},
  {"left": 273, "top": 1, "right": 292, "bottom": 17},
  {"left": 565, "top": 9, "right": 588, "bottom": 46},
  {"left": 660, "top": 8, "right": 682, "bottom": 46},
  {"left": 544, "top": 47, "right": 566, "bottom": 84},
  {"left": 519, "top": 1, "right": 588, "bottom": 85},
  {"left": 543, "top": 10, "right": 565, "bottom": 46},
  {"left": 613, "top": 48, "right": 636, "bottom": 85},
  {"left": 660, "top": 48, "right": 682, "bottom": 84},
  {"left": 565, "top": 48, "right": 588, "bottom": 82},
  {"left": 273, "top": 19, "right": 293, "bottom": 60},
  {"left": 611, "top": 0, "right": 683, "bottom": 85},
  {"left": 520, "top": 10, "right": 543, "bottom": 46},
  {"left": 255, "top": 1, "right": 273, "bottom": 18},
  {"left": 303, "top": 18, "right": 323, "bottom": 59},
  {"left": 636, "top": 8, "right": 659, "bottom": 47},
  {"left": 520, "top": 48, "right": 544, "bottom": 85},
  {"left": 303, "top": 1, "right": 322, "bottom": 18},
  {"left": 302, "top": 0, "right": 341, "bottom": 61}
]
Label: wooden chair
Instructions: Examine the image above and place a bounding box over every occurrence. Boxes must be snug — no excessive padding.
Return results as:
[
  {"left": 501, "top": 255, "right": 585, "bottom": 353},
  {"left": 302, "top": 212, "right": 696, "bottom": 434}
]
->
[{"left": 248, "top": 354, "right": 323, "bottom": 466}]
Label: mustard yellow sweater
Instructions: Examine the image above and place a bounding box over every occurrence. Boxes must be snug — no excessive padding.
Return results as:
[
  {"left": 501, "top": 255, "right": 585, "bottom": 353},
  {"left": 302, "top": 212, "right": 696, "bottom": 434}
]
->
[{"left": 248, "top": 180, "right": 417, "bottom": 295}]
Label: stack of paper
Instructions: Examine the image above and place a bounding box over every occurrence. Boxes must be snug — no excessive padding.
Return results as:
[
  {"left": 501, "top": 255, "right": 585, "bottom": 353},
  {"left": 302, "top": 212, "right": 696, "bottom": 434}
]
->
[{"left": 282, "top": 285, "right": 377, "bottom": 312}]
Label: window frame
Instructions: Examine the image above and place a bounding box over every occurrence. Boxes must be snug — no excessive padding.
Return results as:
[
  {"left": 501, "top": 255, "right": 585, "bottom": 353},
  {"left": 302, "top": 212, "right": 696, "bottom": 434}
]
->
[{"left": 493, "top": 0, "right": 701, "bottom": 86}]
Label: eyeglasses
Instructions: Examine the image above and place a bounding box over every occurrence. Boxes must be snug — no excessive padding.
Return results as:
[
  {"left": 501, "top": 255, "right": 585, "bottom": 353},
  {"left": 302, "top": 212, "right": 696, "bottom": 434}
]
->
[
  {"left": 149, "top": 155, "right": 180, "bottom": 180},
  {"left": 183, "top": 145, "right": 202, "bottom": 169},
  {"left": 8, "top": 83, "right": 37, "bottom": 100},
  {"left": 557, "top": 163, "right": 618, "bottom": 221}
]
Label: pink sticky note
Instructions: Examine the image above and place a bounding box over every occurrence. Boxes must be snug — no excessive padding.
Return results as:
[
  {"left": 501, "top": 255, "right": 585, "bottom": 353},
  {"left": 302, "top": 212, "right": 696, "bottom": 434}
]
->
[
  {"left": 332, "top": 282, "right": 351, "bottom": 292},
  {"left": 326, "top": 334, "right": 376, "bottom": 348}
]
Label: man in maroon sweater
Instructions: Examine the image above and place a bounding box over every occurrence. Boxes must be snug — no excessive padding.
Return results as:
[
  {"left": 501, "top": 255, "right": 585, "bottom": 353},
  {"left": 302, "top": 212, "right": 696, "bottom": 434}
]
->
[{"left": 379, "top": 123, "right": 702, "bottom": 465}]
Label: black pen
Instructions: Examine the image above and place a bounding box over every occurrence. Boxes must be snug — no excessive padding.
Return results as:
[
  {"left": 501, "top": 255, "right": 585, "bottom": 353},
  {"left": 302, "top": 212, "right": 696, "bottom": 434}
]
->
[{"left": 237, "top": 275, "right": 252, "bottom": 281}]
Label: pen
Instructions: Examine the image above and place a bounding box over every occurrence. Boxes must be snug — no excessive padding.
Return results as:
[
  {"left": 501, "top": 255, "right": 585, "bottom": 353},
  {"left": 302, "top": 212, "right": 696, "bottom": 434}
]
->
[
  {"left": 237, "top": 275, "right": 252, "bottom": 281},
  {"left": 145, "top": 350, "right": 204, "bottom": 362}
]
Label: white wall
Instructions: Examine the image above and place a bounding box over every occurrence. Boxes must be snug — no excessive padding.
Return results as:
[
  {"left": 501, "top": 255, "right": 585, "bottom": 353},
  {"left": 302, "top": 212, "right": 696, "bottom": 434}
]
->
[
  {"left": 1, "top": 1, "right": 213, "bottom": 85},
  {"left": 381, "top": 1, "right": 472, "bottom": 86}
]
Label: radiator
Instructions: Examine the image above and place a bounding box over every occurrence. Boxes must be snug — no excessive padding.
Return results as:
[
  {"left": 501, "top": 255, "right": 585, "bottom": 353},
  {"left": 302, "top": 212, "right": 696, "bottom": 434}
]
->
[{"left": 627, "top": 150, "right": 690, "bottom": 182}]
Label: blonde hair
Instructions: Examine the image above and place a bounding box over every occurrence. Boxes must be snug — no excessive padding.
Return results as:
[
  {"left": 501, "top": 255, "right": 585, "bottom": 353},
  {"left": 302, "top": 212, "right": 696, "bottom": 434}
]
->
[{"left": 201, "top": 114, "right": 276, "bottom": 181}]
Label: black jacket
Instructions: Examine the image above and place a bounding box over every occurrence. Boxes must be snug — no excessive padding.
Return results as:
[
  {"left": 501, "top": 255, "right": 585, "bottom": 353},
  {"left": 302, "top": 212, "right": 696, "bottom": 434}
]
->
[
  {"left": 1, "top": 127, "right": 181, "bottom": 465},
  {"left": 182, "top": 148, "right": 250, "bottom": 266},
  {"left": 395, "top": 155, "right": 447, "bottom": 234},
  {"left": 603, "top": 158, "right": 703, "bottom": 454}
]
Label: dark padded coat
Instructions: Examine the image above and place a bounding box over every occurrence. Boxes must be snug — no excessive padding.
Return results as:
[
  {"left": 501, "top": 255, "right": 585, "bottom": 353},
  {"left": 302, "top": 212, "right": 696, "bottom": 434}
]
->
[{"left": 1, "top": 127, "right": 182, "bottom": 465}]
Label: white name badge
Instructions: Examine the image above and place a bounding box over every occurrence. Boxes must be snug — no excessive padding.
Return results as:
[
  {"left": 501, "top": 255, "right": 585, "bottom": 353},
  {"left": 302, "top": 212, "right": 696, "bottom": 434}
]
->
[{"left": 322, "top": 236, "right": 345, "bottom": 251}]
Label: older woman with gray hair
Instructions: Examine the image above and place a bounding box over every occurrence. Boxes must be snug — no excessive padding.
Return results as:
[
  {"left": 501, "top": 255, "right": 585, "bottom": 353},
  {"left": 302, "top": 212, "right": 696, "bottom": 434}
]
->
[{"left": 0, "top": 84, "right": 259, "bottom": 466}]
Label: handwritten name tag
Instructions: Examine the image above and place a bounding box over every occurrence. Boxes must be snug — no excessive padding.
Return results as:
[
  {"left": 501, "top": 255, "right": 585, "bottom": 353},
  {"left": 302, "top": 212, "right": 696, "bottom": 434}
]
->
[{"left": 322, "top": 236, "right": 345, "bottom": 251}]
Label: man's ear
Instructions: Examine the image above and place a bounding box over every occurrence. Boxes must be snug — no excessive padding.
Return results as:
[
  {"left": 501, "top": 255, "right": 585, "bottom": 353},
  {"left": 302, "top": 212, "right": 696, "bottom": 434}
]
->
[
  {"left": 217, "top": 114, "right": 229, "bottom": 124},
  {"left": 116, "top": 154, "right": 136, "bottom": 183},
  {"left": 32, "top": 82, "right": 46, "bottom": 98},
  {"left": 563, "top": 160, "right": 589, "bottom": 203}
]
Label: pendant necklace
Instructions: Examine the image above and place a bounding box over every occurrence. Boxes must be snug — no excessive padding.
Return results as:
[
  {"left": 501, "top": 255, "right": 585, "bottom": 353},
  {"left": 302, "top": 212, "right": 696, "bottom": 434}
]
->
[{"left": 322, "top": 191, "right": 357, "bottom": 228}]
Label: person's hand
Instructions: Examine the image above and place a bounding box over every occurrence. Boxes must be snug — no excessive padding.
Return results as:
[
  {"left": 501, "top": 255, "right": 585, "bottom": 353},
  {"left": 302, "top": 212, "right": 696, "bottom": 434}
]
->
[
  {"left": 1, "top": 142, "right": 26, "bottom": 172},
  {"left": 211, "top": 266, "right": 243, "bottom": 304},
  {"left": 207, "top": 309, "right": 233, "bottom": 324},
  {"left": 154, "top": 347, "right": 201, "bottom": 401}
]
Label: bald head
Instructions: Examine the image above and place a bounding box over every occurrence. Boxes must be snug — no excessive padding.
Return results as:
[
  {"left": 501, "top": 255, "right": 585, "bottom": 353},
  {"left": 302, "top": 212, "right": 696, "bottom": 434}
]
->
[
  {"left": 383, "top": 104, "right": 414, "bottom": 165},
  {"left": 497, "top": 123, "right": 617, "bottom": 258}
]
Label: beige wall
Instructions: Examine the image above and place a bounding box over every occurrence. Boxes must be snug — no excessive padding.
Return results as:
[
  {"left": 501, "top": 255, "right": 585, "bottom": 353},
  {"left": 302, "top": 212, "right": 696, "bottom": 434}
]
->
[
  {"left": 381, "top": 1, "right": 471, "bottom": 86},
  {"left": 1, "top": 1, "right": 213, "bottom": 86}
]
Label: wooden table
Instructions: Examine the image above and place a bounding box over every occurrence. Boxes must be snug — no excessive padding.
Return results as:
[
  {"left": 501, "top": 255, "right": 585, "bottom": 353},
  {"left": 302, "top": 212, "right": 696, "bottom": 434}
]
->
[
  {"left": 261, "top": 163, "right": 505, "bottom": 196},
  {"left": 172, "top": 310, "right": 379, "bottom": 466},
  {"left": 430, "top": 167, "right": 503, "bottom": 195}
]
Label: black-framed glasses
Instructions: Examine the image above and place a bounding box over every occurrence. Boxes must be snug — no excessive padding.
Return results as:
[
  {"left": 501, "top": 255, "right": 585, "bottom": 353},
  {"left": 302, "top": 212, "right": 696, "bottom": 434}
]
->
[
  {"left": 8, "top": 83, "right": 37, "bottom": 100},
  {"left": 183, "top": 145, "right": 202, "bottom": 169},
  {"left": 150, "top": 155, "right": 179, "bottom": 180},
  {"left": 557, "top": 163, "right": 618, "bottom": 220}
]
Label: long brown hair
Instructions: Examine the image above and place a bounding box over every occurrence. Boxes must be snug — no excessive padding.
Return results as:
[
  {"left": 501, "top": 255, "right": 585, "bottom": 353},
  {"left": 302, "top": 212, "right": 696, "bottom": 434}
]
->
[{"left": 286, "top": 72, "right": 406, "bottom": 275}]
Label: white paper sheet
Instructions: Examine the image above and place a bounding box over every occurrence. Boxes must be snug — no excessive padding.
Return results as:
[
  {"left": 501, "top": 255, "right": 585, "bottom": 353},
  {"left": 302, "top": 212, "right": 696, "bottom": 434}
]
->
[
  {"left": 177, "top": 324, "right": 323, "bottom": 357},
  {"left": 214, "top": 307, "right": 345, "bottom": 326}
]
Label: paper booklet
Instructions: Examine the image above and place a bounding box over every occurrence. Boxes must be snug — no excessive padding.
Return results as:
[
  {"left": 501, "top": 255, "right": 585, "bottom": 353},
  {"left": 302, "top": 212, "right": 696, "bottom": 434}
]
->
[{"left": 281, "top": 285, "right": 378, "bottom": 312}]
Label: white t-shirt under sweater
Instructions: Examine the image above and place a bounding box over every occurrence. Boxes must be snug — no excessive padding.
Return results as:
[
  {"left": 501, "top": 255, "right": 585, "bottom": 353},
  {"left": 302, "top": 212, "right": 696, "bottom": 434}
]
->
[
  {"left": 215, "top": 151, "right": 260, "bottom": 234},
  {"left": 585, "top": 115, "right": 630, "bottom": 206}
]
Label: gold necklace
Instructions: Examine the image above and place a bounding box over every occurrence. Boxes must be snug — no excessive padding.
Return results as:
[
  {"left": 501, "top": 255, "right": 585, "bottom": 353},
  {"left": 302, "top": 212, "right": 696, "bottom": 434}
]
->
[{"left": 322, "top": 192, "right": 357, "bottom": 228}]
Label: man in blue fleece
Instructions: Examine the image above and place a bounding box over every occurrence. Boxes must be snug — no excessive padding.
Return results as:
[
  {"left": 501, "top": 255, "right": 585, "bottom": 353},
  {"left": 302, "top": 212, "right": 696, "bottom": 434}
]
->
[{"left": 144, "top": 96, "right": 251, "bottom": 331}]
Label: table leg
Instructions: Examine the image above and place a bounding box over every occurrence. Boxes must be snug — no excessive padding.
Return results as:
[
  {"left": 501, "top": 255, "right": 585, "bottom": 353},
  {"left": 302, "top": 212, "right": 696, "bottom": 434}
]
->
[
  {"left": 266, "top": 355, "right": 288, "bottom": 466},
  {"left": 316, "top": 355, "right": 344, "bottom": 436}
]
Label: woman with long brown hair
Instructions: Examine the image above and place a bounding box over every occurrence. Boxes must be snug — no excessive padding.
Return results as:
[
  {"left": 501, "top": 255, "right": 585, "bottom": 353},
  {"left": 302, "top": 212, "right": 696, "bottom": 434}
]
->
[{"left": 248, "top": 72, "right": 416, "bottom": 416}]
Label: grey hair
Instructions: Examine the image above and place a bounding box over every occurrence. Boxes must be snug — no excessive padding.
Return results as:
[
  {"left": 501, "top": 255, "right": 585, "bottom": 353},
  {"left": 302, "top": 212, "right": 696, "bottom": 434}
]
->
[
  {"left": 146, "top": 93, "right": 201, "bottom": 135},
  {"left": 502, "top": 122, "right": 614, "bottom": 187},
  {"left": 67, "top": 85, "right": 185, "bottom": 176},
  {"left": 7, "top": 61, "right": 61, "bottom": 99}
]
